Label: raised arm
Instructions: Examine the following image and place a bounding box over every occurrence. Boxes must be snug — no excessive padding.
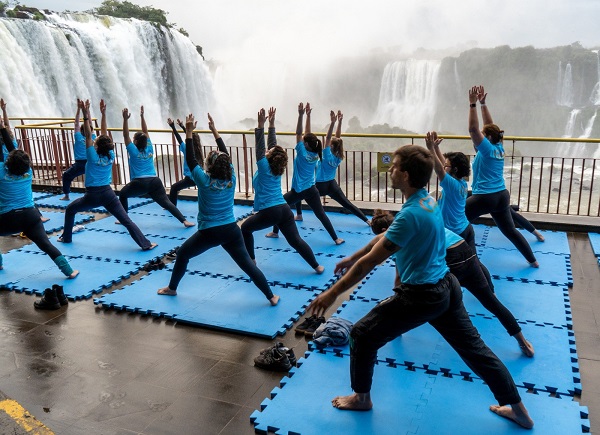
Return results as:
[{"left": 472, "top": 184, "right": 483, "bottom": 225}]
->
[
  {"left": 255, "top": 108, "right": 267, "bottom": 160},
  {"left": 99, "top": 99, "right": 107, "bottom": 136},
  {"left": 177, "top": 118, "right": 186, "bottom": 135},
  {"left": 0, "top": 99, "right": 13, "bottom": 141},
  {"left": 478, "top": 86, "right": 493, "bottom": 125},
  {"left": 304, "top": 102, "right": 312, "bottom": 134},
  {"left": 207, "top": 113, "right": 228, "bottom": 155},
  {"left": 168, "top": 118, "right": 184, "bottom": 144},
  {"left": 296, "top": 102, "right": 305, "bottom": 144},
  {"left": 122, "top": 108, "right": 131, "bottom": 145},
  {"left": 140, "top": 105, "right": 149, "bottom": 139},
  {"left": 468, "top": 86, "right": 484, "bottom": 147},
  {"left": 184, "top": 113, "right": 199, "bottom": 171},
  {"left": 425, "top": 131, "right": 445, "bottom": 181},
  {"left": 336, "top": 110, "right": 343, "bottom": 139},
  {"left": 325, "top": 110, "right": 336, "bottom": 148},
  {"left": 82, "top": 100, "right": 94, "bottom": 148},
  {"left": 74, "top": 99, "right": 81, "bottom": 133},
  {"left": 0, "top": 117, "right": 14, "bottom": 162},
  {"left": 267, "top": 107, "right": 277, "bottom": 149}
]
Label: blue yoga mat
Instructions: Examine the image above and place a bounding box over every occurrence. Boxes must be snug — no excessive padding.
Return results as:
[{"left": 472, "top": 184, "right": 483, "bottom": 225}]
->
[
  {"left": 473, "top": 224, "right": 490, "bottom": 247},
  {"left": 32, "top": 191, "right": 56, "bottom": 200},
  {"left": 84, "top": 213, "right": 193, "bottom": 240},
  {"left": 37, "top": 210, "right": 94, "bottom": 234},
  {"left": 479, "top": 249, "right": 572, "bottom": 287},
  {"left": 485, "top": 226, "right": 570, "bottom": 255},
  {"left": 290, "top": 209, "right": 373, "bottom": 235},
  {"left": 133, "top": 200, "right": 254, "bottom": 222},
  {"left": 251, "top": 350, "right": 589, "bottom": 435},
  {"left": 1, "top": 250, "right": 73, "bottom": 287},
  {"left": 589, "top": 232, "right": 600, "bottom": 257},
  {"left": 331, "top": 297, "right": 580, "bottom": 395},
  {"left": 34, "top": 193, "right": 153, "bottom": 212},
  {"left": 94, "top": 268, "right": 319, "bottom": 338},
  {"left": 4, "top": 256, "right": 141, "bottom": 300}
]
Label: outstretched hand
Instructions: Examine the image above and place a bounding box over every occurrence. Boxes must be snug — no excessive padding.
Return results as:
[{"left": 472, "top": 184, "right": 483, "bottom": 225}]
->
[
  {"left": 305, "top": 102, "right": 312, "bottom": 116},
  {"left": 469, "top": 86, "right": 478, "bottom": 104},
  {"left": 140, "top": 105, "right": 144, "bottom": 118},
  {"left": 333, "top": 256, "right": 356, "bottom": 276},
  {"left": 122, "top": 108, "right": 130, "bottom": 120},
  {"left": 337, "top": 110, "right": 343, "bottom": 122},
  {"left": 330, "top": 110, "right": 336, "bottom": 123},
  {"left": 77, "top": 99, "right": 85, "bottom": 110},
  {"left": 0, "top": 98, "right": 6, "bottom": 111},
  {"left": 306, "top": 290, "right": 337, "bottom": 318},
  {"left": 425, "top": 131, "right": 443, "bottom": 150},
  {"left": 477, "top": 85, "right": 487, "bottom": 104},
  {"left": 167, "top": 117, "right": 174, "bottom": 126},
  {"left": 177, "top": 118, "right": 184, "bottom": 128},
  {"left": 268, "top": 107, "right": 276, "bottom": 125},
  {"left": 297, "top": 102, "right": 305, "bottom": 115},
  {"left": 84, "top": 99, "right": 91, "bottom": 117},
  {"left": 185, "top": 113, "right": 197, "bottom": 134},
  {"left": 207, "top": 113, "right": 216, "bottom": 132},
  {"left": 99, "top": 99, "right": 106, "bottom": 114},
  {"left": 257, "top": 108, "right": 267, "bottom": 128}
]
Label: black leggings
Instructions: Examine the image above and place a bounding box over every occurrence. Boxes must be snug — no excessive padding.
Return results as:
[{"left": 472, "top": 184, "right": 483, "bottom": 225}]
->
[
  {"left": 447, "top": 241, "right": 520, "bottom": 336},
  {"left": 510, "top": 207, "right": 535, "bottom": 233},
  {"left": 459, "top": 223, "right": 493, "bottom": 291},
  {"left": 465, "top": 189, "right": 536, "bottom": 263},
  {"left": 241, "top": 204, "right": 319, "bottom": 269},
  {"left": 169, "top": 222, "right": 274, "bottom": 300},
  {"left": 168, "top": 176, "right": 196, "bottom": 206},
  {"left": 119, "top": 177, "right": 186, "bottom": 222},
  {"left": 1, "top": 207, "right": 61, "bottom": 260},
  {"left": 350, "top": 273, "right": 520, "bottom": 406},
  {"left": 295, "top": 179, "right": 368, "bottom": 223},
  {"left": 274, "top": 185, "right": 338, "bottom": 241}
]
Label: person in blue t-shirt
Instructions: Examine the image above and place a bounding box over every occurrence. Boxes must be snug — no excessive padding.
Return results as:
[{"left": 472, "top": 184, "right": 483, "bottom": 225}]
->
[
  {"left": 157, "top": 113, "right": 279, "bottom": 306},
  {"left": 59, "top": 100, "right": 156, "bottom": 251},
  {"left": 0, "top": 117, "right": 78, "bottom": 279},
  {"left": 466, "top": 85, "right": 538, "bottom": 267},
  {"left": 166, "top": 118, "right": 199, "bottom": 206},
  {"left": 370, "top": 209, "right": 534, "bottom": 357},
  {"left": 307, "top": 144, "right": 533, "bottom": 429},
  {"left": 266, "top": 102, "right": 343, "bottom": 245},
  {"left": 119, "top": 107, "right": 194, "bottom": 228},
  {"left": 240, "top": 107, "right": 324, "bottom": 274},
  {"left": 295, "top": 110, "right": 369, "bottom": 225},
  {"left": 60, "top": 99, "right": 96, "bottom": 201}
]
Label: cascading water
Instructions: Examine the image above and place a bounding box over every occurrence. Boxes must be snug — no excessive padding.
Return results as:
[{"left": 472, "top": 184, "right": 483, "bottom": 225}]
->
[
  {"left": 372, "top": 59, "right": 441, "bottom": 133},
  {"left": 557, "top": 62, "right": 574, "bottom": 107},
  {"left": 0, "top": 14, "right": 214, "bottom": 129},
  {"left": 563, "top": 109, "right": 581, "bottom": 137},
  {"left": 589, "top": 51, "right": 600, "bottom": 105}
]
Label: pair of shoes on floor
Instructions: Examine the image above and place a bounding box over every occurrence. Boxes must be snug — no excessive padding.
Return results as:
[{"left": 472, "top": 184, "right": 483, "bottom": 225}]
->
[
  {"left": 72, "top": 225, "right": 85, "bottom": 233},
  {"left": 143, "top": 258, "right": 166, "bottom": 272},
  {"left": 254, "top": 342, "right": 296, "bottom": 371},
  {"left": 34, "top": 284, "right": 68, "bottom": 310},
  {"left": 166, "top": 249, "right": 177, "bottom": 259},
  {"left": 295, "top": 315, "right": 326, "bottom": 337}
]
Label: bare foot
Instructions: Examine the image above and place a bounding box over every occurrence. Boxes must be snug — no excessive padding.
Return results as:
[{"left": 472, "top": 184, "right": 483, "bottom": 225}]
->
[
  {"left": 294, "top": 215, "right": 303, "bottom": 221},
  {"left": 157, "top": 287, "right": 177, "bottom": 296},
  {"left": 143, "top": 243, "right": 158, "bottom": 251},
  {"left": 533, "top": 230, "right": 545, "bottom": 242},
  {"left": 332, "top": 393, "right": 372, "bottom": 411},
  {"left": 315, "top": 265, "right": 325, "bottom": 274},
  {"left": 529, "top": 261, "right": 539, "bottom": 268},
  {"left": 334, "top": 238, "right": 345, "bottom": 245},
  {"left": 59, "top": 195, "right": 69, "bottom": 201},
  {"left": 518, "top": 340, "right": 535, "bottom": 358},
  {"left": 489, "top": 402, "right": 534, "bottom": 429},
  {"left": 115, "top": 220, "right": 121, "bottom": 225},
  {"left": 40, "top": 216, "right": 50, "bottom": 223},
  {"left": 265, "top": 232, "right": 279, "bottom": 238},
  {"left": 68, "top": 270, "right": 80, "bottom": 279},
  {"left": 269, "top": 295, "right": 280, "bottom": 306},
  {"left": 183, "top": 220, "right": 195, "bottom": 228}
]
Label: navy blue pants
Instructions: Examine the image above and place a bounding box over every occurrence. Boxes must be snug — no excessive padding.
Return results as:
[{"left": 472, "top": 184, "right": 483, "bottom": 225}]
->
[
  {"left": 296, "top": 179, "right": 368, "bottom": 223},
  {"left": 1, "top": 207, "right": 61, "bottom": 259},
  {"left": 168, "top": 176, "right": 196, "bottom": 206},
  {"left": 62, "top": 160, "right": 86, "bottom": 194},
  {"left": 119, "top": 177, "right": 186, "bottom": 222}
]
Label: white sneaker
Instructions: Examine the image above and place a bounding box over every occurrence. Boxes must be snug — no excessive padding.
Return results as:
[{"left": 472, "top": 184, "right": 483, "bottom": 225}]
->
[{"left": 73, "top": 225, "right": 85, "bottom": 233}]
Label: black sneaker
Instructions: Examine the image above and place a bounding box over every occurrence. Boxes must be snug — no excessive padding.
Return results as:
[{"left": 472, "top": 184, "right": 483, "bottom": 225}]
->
[
  {"left": 254, "top": 346, "right": 292, "bottom": 371},
  {"left": 295, "top": 315, "right": 318, "bottom": 334},
  {"left": 303, "top": 316, "right": 325, "bottom": 337},
  {"left": 259, "top": 342, "right": 297, "bottom": 367}
]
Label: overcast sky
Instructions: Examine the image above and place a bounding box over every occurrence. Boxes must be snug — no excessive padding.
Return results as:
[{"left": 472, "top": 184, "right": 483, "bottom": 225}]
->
[{"left": 21, "top": 0, "right": 600, "bottom": 61}]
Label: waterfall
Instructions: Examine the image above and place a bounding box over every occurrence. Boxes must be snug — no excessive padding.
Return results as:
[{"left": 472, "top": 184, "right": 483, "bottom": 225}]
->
[
  {"left": 557, "top": 62, "right": 574, "bottom": 107},
  {"left": 590, "top": 51, "right": 600, "bottom": 105},
  {"left": 579, "top": 110, "right": 597, "bottom": 138},
  {"left": 372, "top": 59, "right": 441, "bottom": 133},
  {"left": 0, "top": 14, "right": 215, "bottom": 129},
  {"left": 563, "top": 109, "right": 581, "bottom": 137}
]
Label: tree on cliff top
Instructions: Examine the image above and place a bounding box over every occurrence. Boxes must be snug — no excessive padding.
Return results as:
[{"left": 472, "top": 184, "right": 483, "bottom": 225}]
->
[{"left": 91, "top": 0, "right": 168, "bottom": 26}]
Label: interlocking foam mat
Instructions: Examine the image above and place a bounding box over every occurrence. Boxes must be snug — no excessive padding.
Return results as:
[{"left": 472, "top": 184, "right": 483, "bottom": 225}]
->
[
  {"left": 250, "top": 350, "right": 589, "bottom": 435},
  {"left": 84, "top": 212, "right": 196, "bottom": 239},
  {"left": 38, "top": 210, "right": 94, "bottom": 234},
  {"left": 288, "top": 209, "right": 373, "bottom": 235},
  {"left": 132, "top": 200, "right": 254, "bottom": 222},
  {"left": 478, "top": 249, "right": 572, "bottom": 287},
  {"left": 34, "top": 193, "right": 153, "bottom": 212},
  {"left": 484, "top": 226, "right": 570, "bottom": 255},
  {"left": 2, "top": 253, "right": 141, "bottom": 300},
  {"left": 327, "top": 297, "right": 580, "bottom": 396},
  {"left": 94, "top": 268, "right": 319, "bottom": 338},
  {"left": 589, "top": 233, "right": 600, "bottom": 257}
]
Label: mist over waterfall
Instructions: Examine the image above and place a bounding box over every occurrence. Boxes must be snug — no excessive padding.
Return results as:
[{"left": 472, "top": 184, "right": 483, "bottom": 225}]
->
[
  {"left": 0, "top": 14, "right": 214, "bottom": 129},
  {"left": 372, "top": 60, "right": 441, "bottom": 133}
]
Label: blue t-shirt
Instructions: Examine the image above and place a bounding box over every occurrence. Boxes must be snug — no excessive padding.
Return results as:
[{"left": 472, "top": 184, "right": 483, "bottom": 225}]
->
[
  {"left": 85, "top": 147, "right": 115, "bottom": 187},
  {"left": 2, "top": 138, "right": 19, "bottom": 160},
  {"left": 191, "top": 164, "right": 236, "bottom": 230},
  {"left": 444, "top": 228, "right": 464, "bottom": 250},
  {"left": 253, "top": 157, "right": 286, "bottom": 212},
  {"left": 126, "top": 139, "right": 156, "bottom": 179},
  {"left": 179, "top": 141, "right": 192, "bottom": 178},
  {"left": 438, "top": 175, "right": 469, "bottom": 234},
  {"left": 291, "top": 141, "right": 319, "bottom": 192},
  {"left": 73, "top": 132, "right": 96, "bottom": 160},
  {"left": 0, "top": 164, "right": 34, "bottom": 214},
  {"left": 316, "top": 147, "right": 341, "bottom": 182},
  {"left": 472, "top": 137, "right": 506, "bottom": 194},
  {"left": 384, "top": 189, "right": 448, "bottom": 285}
]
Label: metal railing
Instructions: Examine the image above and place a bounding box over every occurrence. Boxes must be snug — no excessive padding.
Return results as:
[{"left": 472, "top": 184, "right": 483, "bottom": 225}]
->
[{"left": 10, "top": 119, "right": 600, "bottom": 218}]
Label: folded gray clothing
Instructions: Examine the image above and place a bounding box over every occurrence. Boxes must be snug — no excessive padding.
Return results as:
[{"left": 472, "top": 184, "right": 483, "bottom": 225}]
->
[{"left": 312, "top": 317, "right": 353, "bottom": 348}]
